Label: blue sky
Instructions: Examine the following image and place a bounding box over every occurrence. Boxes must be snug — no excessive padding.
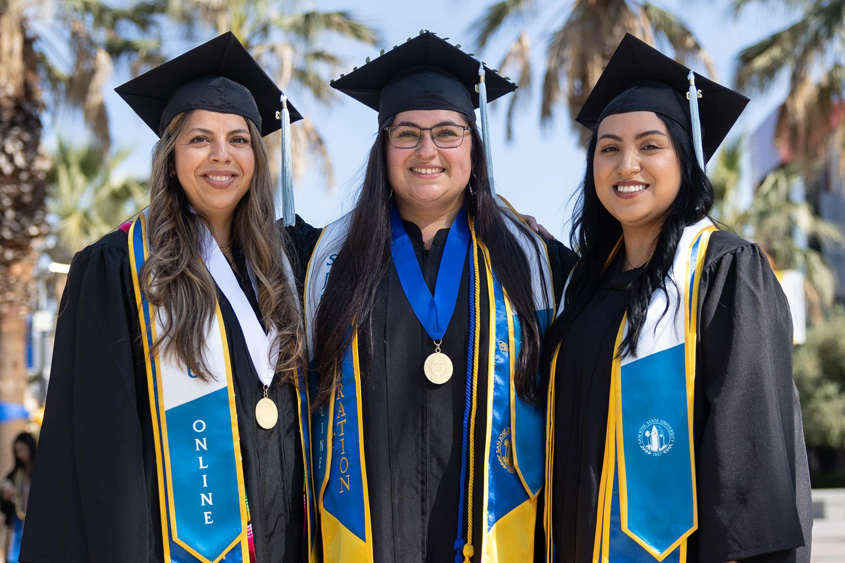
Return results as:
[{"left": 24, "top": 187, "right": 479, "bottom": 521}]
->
[{"left": 95, "top": 0, "right": 800, "bottom": 240}]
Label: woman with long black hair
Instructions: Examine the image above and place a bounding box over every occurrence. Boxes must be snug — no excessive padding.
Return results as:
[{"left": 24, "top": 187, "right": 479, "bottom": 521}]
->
[
  {"left": 291, "top": 31, "right": 575, "bottom": 562},
  {"left": 544, "top": 34, "right": 812, "bottom": 563}
]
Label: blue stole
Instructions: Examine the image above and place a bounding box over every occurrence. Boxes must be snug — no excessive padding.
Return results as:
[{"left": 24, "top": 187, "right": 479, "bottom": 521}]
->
[
  {"left": 547, "top": 218, "right": 715, "bottom": 562},
  {"left": 128, "top": 213, "right": 251, "bottom": 563},
  {"left": 8, "top": 512, "right": 22, "bottom": 563},
  {"left": 302, "top": 199, "right": 555, "bottom": 563}
]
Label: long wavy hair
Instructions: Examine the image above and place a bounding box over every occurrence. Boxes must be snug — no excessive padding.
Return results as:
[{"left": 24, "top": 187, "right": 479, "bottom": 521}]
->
[
  {"left": 543, "top": 114, "right": 714, "bottom": 363},
  {"left": 139, "top": 110, "right": 304, "bottom": 382},
  {"left": 312, "top": 116, "right": 550, "bottom": 407}
]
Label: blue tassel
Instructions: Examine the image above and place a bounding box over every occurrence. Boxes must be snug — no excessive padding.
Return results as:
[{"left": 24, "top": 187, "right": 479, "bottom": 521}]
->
[
  {"left": 477, "top": 63, "right": 495, "bottom": 196},
  {"left": 454, "top": 539, "right": 466, "bottom": 563},
  {"left": 687, "top": 71, "right": 705, "bottom": 171},
  {"left": 280, "top": 93, "right": 295, "bottom": 227}
]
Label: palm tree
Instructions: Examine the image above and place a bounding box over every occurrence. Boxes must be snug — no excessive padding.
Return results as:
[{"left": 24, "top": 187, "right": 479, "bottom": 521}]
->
[
  {"left": 470, "top": 0, "right": 715, "bottom": 141},
  {"left": 710, "top": 137, "right": 745, "bottom": 229},
  {"left": 711, "top": 139, "right": 843, "bottom": 321},
  {"left": 47, "top": 139, "right": 148, "bottom": 263},
  {"left": 733, "top": 0, "right": 845, "bottom": 191},
  {"left": 163, "top": 0, "right": 380, "bottom": 188},
  {"left": 0, "top": 0, "right": 161, "bottom": 471},
  {"left": 0, "top": 0, "right": 50, "bottom": 464},
  {"left": 37, "top": 0, "right": 166, "bottom": 152}
]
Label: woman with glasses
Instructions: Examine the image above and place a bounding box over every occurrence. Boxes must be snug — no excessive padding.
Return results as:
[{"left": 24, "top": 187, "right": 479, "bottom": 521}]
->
[{"left": 290, "top": 32, "right": 575, "bottom": 562}]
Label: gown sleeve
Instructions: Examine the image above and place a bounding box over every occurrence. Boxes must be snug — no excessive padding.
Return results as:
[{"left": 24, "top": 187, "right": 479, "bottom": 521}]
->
[
  {"left": 544, "top": 238, "right": 578, "bottom": 305},
  {"left": 285, "top": 214, "right": 324, "bottom": 285},
  {"left": 20, "top": 233, "right": 158, "bottom": 562},
  {"left": 694, "top": 235, "right": 813, "bottom": 563}
]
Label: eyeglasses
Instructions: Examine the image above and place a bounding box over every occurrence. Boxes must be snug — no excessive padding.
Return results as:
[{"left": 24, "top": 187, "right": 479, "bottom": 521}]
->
[{"left": 384, "top": 124, "right": 471, "bottom": 149}]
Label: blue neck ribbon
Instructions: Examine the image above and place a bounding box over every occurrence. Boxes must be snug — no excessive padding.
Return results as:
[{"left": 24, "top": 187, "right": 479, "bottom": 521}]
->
[{"left": 388, "top": 205, "right": 470, "bottom": 341}]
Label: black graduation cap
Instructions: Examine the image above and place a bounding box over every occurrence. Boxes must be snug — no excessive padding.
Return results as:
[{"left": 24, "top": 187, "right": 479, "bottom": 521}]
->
[
  {"left": 115, "top": 31, "right": 302, "bottom": 137},
  {"left": 576, "top": 34, "right": 749, "bottom": 163},
  {"left": 330, "top": 31, "right": 516, "bottom": 126}
]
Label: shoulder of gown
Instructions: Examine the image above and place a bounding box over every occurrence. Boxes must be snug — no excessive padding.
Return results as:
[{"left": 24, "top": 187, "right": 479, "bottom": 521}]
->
[
  {"left": 21, "top": 229, "right": 158, "bottom": 562},
  {"left": 693, "top": 229, "right": 813, "bottom": 563},
  {"left": 544, "top": 238, "right": 578, "bottom": 305},
  {"left": 284, "top": 214, "right": 324, "bottom": 285}
]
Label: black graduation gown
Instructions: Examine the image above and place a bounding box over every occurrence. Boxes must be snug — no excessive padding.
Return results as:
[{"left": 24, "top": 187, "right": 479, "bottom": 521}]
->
[
  {"left": 20, "top": 230, "right": 304, "bottom": 563},
  {"left": 551, "top": 231, "right": 813, "bottom": 563},
  {"left": 290, "top": 215, "right": 575, "bottom": 563}
]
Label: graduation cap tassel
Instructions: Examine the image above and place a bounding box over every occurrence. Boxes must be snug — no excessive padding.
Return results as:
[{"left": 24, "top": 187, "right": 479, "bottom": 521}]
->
[
  {"left": 280, "top": 93, "right": 296, "bottom": 227},
  {"left": 477, "top": 63, "right": 496, "bottom": 196},
  {"left": 687, "top": 71, "right": 706, "bottom": 171}
]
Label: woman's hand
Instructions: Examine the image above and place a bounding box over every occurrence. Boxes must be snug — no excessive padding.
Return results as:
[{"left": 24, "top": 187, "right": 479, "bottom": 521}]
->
[{"left": 522, "top": 214, "right": 556, "bottom": 240}]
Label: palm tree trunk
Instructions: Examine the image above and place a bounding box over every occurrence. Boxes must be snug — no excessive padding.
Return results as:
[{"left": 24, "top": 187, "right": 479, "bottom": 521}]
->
[
  {"left": 0, "top": 316, "right": 29, "bottom": 472},
  {"left": 0, "top": 0, "right": 49, "bottom": 472}
]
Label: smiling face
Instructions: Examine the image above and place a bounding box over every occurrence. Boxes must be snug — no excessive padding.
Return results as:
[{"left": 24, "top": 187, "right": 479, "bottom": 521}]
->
[
  {"left": 593, "top": 111, "right": 682, "bottom": 239},
  {"left": 386, "top": 109, "right": 473, "bottom": 223},
  {"left": 173, "top": 109, "right": 256, "bottom": 229}
]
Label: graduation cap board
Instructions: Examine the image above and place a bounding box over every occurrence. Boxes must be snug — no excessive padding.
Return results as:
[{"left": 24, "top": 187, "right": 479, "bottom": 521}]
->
[
  {"left": 330, "top": 31, "right": 517, "bottom": 194},
  {"left": 115, "top": 31, "right": 302, "bottom": 137},
  {"left": 576, "top": 33, "right": 749, "bottom": 165},
  {"left": 115, "top": 31, "right": 302, "bottom": 225}
]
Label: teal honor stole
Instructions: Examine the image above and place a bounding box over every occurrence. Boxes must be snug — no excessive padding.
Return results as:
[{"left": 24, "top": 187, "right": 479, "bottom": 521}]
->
[
  {"left": 129, "top": 213, "right": 282, "bottom": 562},
  {"left": 302, "top": 201, "right": 555, "bottom": 563},
  {"left": 592, "top": 218, "right": 715, "bottom": 562}
]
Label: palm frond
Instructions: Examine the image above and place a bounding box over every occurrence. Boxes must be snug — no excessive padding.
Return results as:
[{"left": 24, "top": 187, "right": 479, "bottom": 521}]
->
[
  {"left": 729, "top": 0, "right": 811, "bottom": 18},
  {"left": 469, "top": 0, "right": 535, "bottom": 50},
  {"left": 735, "top": 18, "right": 808, "bottom": 93},
  {"left": 277, "top": 11, "right": 379, "bottom": 45},
  {"left": 292, "top": 67, "right": 336, "bottom": 103},
  {"left": 710, "top": 136, "right": 745, "bottom": 225},
  {"left": 498, "top": 33, "right": 532, "bottom": 139},
  {"left": 642, "top": 2, "right": 716, "bottom": 78}
]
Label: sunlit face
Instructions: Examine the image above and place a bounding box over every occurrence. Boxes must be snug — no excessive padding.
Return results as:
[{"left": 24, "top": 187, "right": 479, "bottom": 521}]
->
[
  {"left": 173, "top": 110, "right": 256, "bottom": 226},
  {"left": 593, "top": 111, "right": 682, "bottom": 237},
  {"left": 386, "top": 109, "right": 473, "bottom": 219}
]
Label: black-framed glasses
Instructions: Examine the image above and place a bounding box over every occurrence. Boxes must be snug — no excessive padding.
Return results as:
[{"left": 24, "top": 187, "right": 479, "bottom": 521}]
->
[{"left": 384, "top": 124, "right": 471, "bottom": 149}]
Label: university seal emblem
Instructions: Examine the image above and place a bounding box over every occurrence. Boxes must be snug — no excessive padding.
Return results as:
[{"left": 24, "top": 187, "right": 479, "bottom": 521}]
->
[
  {"left": 637, "top": 418, "right": 675, "bottom": 457},
  {"left": 496, "top": 427, "right": 516, "bottom": 473}
]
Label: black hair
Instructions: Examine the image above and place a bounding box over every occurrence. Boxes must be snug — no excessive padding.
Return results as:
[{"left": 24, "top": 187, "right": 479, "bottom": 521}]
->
[
  {"left": 543, "top": 114, "right": 714, "bottom": 365},
  {"left": 11, "top": 432, "right": 36, "bottom": 471},
  {"left": 313, "top": 117, "right": 550, "bottom": 407}
]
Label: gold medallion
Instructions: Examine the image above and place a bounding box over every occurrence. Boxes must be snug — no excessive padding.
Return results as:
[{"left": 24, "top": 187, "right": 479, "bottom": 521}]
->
[
  {"left": 424, "top": 351, "right": 453, "bottom": 384},
  {"left": 255, "top": 396, "right": 278, "bottom": 430}
]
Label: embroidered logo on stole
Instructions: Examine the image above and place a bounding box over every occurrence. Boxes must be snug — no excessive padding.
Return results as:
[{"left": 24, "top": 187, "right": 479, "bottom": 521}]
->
[{"left": 128, "top": 214, "right": 250, "bottom": 563}]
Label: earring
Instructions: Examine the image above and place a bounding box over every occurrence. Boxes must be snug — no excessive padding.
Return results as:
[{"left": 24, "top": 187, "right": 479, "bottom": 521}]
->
[{"left": 468, "top": 182, "right": 474, "bottom": 197}]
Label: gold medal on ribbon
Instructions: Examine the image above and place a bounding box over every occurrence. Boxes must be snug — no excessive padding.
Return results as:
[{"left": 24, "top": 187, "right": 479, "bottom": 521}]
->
[
  {"left": 255, "top": 387, "right": 278, "bottom": 429},
  {"left": 424, "top": 340, "right": 453, "bottom": 384}
]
